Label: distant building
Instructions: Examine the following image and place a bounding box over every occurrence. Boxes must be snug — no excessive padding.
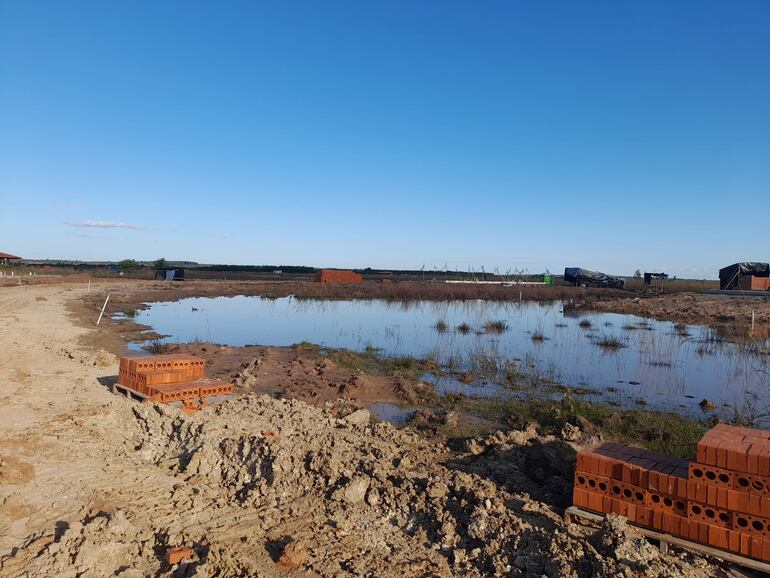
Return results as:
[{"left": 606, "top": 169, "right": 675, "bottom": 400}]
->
[
  {"left": 0, "top": 252, "right": 21, "bottom": 266},
  {"left": 314, "top": 269, "right": 363, "bottom": 284},
  {"left": 719, "top": 262, "right": 769, "bottom": 290}
]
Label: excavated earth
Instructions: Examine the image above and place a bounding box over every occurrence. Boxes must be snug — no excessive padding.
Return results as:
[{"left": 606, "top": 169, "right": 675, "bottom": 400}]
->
[
  {"left": 591, "top": 293, "right": 770, "bottom": 340},
  {"left": 0, "top": 282, "right": 738, "bottom": 577}
]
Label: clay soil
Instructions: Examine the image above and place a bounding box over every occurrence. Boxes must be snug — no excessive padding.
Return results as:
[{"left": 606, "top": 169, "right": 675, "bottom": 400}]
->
[
  {"left": 590, "top": 293, "right": 770, "bottom": 340},
  {"left": 0, "top": 279, "right": 745, "bottom": 576}
]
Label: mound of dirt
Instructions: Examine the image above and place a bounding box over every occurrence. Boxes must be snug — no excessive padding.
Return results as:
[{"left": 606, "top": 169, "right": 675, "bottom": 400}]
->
[{"left": 1, "top": 395, "right": 727, "bottom": 577}]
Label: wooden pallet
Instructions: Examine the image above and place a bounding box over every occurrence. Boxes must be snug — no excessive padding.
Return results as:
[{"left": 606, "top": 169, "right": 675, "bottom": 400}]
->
[
  {"left": 111, "top": 382, "right": 232, "bottom": 408},
  {"left": 111, "top": 382, "right": 148, "bottom": 401},
  {"left": 565, "top": 506, "right": 770, "bottom": 575}
]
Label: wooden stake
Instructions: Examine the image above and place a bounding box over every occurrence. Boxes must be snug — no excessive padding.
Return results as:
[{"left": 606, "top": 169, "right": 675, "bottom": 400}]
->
[{"left": 96, "top": 294, "right": 110, "bottom": 325}]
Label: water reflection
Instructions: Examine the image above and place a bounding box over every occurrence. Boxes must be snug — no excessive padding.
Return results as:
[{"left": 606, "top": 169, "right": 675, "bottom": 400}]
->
[{"left": 131, "top": 295, "right": 770, "bottom": 419}]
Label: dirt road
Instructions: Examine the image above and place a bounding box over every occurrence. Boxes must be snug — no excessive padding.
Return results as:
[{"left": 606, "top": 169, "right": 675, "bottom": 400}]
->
[{"left": 0, "top": 284, "right": 728, "bottom": 577}]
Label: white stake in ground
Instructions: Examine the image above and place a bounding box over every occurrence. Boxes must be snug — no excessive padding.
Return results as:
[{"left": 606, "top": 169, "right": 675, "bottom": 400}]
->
[{"left": 96, "top": 294, "right": 111, "bottom": 325}]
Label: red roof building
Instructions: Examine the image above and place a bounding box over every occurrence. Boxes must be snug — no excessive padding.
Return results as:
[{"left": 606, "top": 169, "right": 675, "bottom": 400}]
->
[{"left": 0, "top": 252, "right": 21, "bottom": 265}]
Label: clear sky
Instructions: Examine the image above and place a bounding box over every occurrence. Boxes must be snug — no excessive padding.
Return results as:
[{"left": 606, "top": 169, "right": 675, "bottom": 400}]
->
[{"left": 1, "top": 1, "right": 768, "bottom": 277}]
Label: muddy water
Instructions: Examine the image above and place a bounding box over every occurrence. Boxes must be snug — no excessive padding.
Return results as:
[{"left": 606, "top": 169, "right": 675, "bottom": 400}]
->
[{"left": 130, "top": 296, "right": 770, "bottom": 418}]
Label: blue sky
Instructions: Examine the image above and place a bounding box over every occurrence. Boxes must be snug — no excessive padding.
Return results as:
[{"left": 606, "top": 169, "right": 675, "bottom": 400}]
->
[{"left": 1, "top": 1, "right": 768, "bottom": 278}]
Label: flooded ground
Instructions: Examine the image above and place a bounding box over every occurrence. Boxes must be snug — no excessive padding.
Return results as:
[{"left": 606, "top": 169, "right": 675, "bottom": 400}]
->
[{"left": 128, "top": 295, "right": 770, "bottom": 418}]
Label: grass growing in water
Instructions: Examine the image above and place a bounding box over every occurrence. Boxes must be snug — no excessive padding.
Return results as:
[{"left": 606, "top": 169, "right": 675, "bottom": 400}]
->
[
  {"left": 596, "top": 334, "right": 626, "bottom": 350},
  {"left": 484, "top": 320, "right": 508, "bottom": 334},
  {"left": 434, "top": 320, "right": 448, "bottom": 333},
  {"left": 578, "top": 319, "right": 593, "bottom": 329},
  {"left": 456, "top": 322, "right": 472, "bottom": 334},
  {"left": 530, "top": 330, "right": 546, "bottom": 342}
]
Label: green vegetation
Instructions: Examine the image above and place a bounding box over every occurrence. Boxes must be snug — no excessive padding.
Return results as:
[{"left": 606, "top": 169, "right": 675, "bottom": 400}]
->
[
  {"left": 466, "top": 395, "right": 706, "bottom": 459},
  {"left": 329, "top": 347, "right": 430, "bottom": 381},
  {"left": 145, "top": 338, "right": 172, "bottom": 354},
  {"left": 118, "top": 259, "right": 139, "bottom": 270}
]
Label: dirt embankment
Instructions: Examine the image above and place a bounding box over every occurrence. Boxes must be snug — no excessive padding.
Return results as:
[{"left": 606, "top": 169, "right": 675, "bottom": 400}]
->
[
  {"left": 1, "top": 392, "right": 727, "bottom": 577},
  {"left": 169, "top": 341, "right": 440, "bottom": 410},
  {"left": 590, "top": 293, "right": 770, "bottom": 339}
]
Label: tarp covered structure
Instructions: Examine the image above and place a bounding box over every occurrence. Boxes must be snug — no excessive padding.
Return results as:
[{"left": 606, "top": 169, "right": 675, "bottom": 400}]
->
[
  {"left": 719, "top": 262, "right": 769, "bottom": 290},
  {"left": 155, "top": 268, "right": 185, "bottom": 281},
  {"left": 564, "top": 267, "right": 625, "bottom": 289}
]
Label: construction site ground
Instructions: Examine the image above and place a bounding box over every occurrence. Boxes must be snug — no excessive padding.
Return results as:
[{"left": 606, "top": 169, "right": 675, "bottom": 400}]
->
[{"left": 0, "top": 280, "right": 756, "bottom": 577}]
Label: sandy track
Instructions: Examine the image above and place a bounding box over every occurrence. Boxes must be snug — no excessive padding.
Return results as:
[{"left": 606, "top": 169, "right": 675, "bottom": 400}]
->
[{"left": 0, "top": 284, "right": 118, "bottom": 547}]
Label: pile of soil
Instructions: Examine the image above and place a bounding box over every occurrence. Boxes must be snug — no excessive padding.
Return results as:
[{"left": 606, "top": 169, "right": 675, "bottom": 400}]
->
[{"left": 1, "top": 395, "right": 726, "bottom": 577}]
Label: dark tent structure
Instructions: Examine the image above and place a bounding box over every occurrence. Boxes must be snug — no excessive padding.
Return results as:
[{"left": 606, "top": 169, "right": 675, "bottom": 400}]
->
[
  {"left": 719, "top": 262, "right": 769, "bottom": 290},
  {"left": 564, "top": 267, "right": 625, "bottom": 289},
  {"left": 155, "top": 268, "right": 185, "bottom": 281}
]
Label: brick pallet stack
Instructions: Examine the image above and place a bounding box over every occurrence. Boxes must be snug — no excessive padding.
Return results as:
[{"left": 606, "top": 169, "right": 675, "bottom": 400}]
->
[
  {"left": 118, "top": 354, "right": 233, "bottom": 413},
  {"left": 573, "top": 424, "right": 770, "bottom": 563}
]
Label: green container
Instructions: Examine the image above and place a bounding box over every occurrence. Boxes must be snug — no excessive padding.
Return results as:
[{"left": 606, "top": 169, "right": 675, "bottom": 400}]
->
[{"left": 544, "top": 274, "right": 553, "bottom": 285}]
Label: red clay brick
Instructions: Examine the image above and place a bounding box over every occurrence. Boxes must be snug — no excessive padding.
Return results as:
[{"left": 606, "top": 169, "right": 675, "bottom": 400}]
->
[
  {"left": 749, "top": 442, "right": 764, "bottom": 475},
  {"left": 678, "top": 518, "right": 692, "bottom": 541},
  {"left": 732, "top": 512, "right": 770, "bottom": 538},
  {"left": 688, "top": 502, "right": 732, "bottom": 529},
  {"left": 646, "top": 491, "right": 687, "bottom": 517},
  {"left": 698, "top": 520, "right": 709, "bottom": 544},
  {"left": 650, "top": 509, "right": 664, "bottom": 531},
  {"left": 687, "top": 480, "right": 708, "bottom": 503},
  {"left": 634, "top": 505, "right": 652, "bottom": 527},
  {"left": 752, "top": 536, "right": 765, "bottom": 560},
  {"left": 729, "top": 489, "right": 752, "bottom": 514},
  {"left": 708, "top": 524, "right": 729, "bottom": 550},
  {"left": 688, "top": 462, "right": 733, "bottom": 489},
  {"left": 315, "top": 269, "right": 363, "bottom": 284},
  {"left": 166, "top": 546, "right": 192, "bottom": 565},
  {"left": 734, "top": 471, "right": 770, "bottom": 496},
  {"left": 608, "top": 480, "right": 646, "bottom": 507},
  {"left": 728, "top": 529, "right": 741, "bottom": 553},
  {"left": 741, "top": 532, "right": 752, "bottom": 556}
]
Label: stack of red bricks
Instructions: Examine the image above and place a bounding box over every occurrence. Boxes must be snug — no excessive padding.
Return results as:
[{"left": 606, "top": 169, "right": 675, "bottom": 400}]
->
[
  {"left": 314, "top": 269, "right": 363, "bottom": 284},
  {"left": 574, "top": 424, "right": 770, "bottom": 562},
  {"left": 118, "top": 354, "right": 233, "bottom": 413}
]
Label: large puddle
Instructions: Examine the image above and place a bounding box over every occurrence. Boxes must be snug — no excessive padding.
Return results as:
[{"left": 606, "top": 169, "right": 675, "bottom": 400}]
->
[{"left": 128, "top": 296, "right": 770, "bottom": 419}]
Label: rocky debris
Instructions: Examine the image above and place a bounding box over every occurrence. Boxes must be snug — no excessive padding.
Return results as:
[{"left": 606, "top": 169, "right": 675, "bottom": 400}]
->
[
  {"left": 343, "top": 408, "right": 371, "bottom": 426},
  {"left": 276, "top": 539, "right": 308, "bottom": 572},
  {"left": 591, "top": 514, "right": 660, "bottom": 569},
  {"left": 1, "top": 394, "right": 729, "bottom": 577},
  {"left": 561, "top": 422, "right": 581, "bottom": 442}
]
